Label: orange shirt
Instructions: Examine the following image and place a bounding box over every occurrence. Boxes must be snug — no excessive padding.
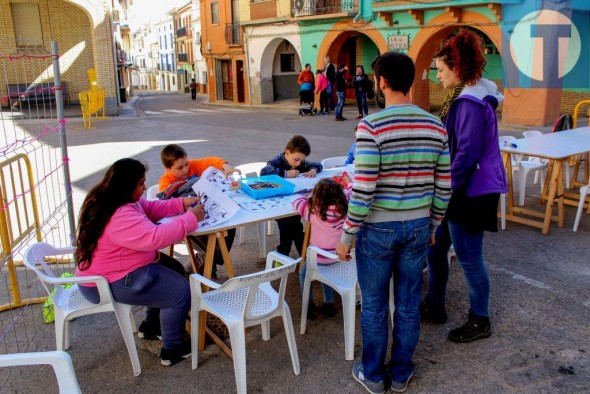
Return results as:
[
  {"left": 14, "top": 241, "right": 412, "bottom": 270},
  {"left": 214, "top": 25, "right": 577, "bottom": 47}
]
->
[
  {"left": 298, "top": 69, "right": 314, "bottom": 85},
  {"left": 158, "top": 157, "right": 227, "bottom": 192}
]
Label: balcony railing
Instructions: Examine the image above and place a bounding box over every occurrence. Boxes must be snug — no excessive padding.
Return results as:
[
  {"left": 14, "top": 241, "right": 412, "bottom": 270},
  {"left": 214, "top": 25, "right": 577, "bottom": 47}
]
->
[
  {"left": 117, "top": 49, "right": 130, "bottom": 65},
  {"left": 178, "top": 53, "right": 188, "bottom": 62},
  {"left": 292, "top": 0, "right": 355, "bottom": 17},
  {"left": 225, "top": 23, "right": 242, "bottom": 46},
  {"left": 176, "top": 26, "right": 187, "bottom": 37}
]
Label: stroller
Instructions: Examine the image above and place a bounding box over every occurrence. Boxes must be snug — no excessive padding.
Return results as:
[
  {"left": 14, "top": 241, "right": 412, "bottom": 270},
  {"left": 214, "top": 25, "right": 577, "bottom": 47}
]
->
[{"left": 298, "top": 82, "right": 317, "bottom": 116}]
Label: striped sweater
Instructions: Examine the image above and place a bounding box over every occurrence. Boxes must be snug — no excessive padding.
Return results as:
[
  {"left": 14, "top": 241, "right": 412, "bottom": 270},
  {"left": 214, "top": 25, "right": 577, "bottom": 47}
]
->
[{"left": 341, "top": 104, "right": 451, "bottom": 246}]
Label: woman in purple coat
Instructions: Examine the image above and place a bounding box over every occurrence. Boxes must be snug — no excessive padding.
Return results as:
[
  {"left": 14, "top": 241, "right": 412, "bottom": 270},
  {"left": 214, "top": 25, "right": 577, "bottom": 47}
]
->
[{"left": 421, "top": 29, "right": 508, "bottom": 343}]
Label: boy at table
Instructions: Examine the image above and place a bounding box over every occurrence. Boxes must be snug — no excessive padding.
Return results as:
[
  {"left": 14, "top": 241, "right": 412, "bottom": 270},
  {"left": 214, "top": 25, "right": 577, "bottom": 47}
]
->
[
  {"left": 158, "top": 144, "right": 239, "bottom": 278},
  {"left": 261, "top": 135, "right": 323, "bottom": 256}
]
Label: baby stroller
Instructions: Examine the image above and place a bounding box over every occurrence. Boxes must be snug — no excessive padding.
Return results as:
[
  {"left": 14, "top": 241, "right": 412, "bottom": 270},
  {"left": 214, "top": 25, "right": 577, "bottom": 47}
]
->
[{"left": 298, "top": 82, "right": 317, "bottom": 116}]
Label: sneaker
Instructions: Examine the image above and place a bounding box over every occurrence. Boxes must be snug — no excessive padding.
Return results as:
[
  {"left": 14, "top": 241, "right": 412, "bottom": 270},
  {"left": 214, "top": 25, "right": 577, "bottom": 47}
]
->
[
  {"left": 318, "top": 303, "right": 337, "bottom": 317},
  {"left": 420, "top": 300, "right": 448, "bottom": 324},
  {"left": 448, "top": 313, "right": 491, "bottom": 343},
  {"left": 160, "top": 339, "right": 192, "bottom": 367},
  {"left": 138, "top": 321, "right": 162, "bottom": 340},
  {"left": 352, "top": 361, "right": 385, "bottom": 394},
  {"left": 390, "top": 372, "right": 413, "bottom": 393},
  {"left": 335, "top": 117, "right": 344, "bottom": 121},
  {"left": 356, "top": 114, "right": 364, "bottom": 119}
]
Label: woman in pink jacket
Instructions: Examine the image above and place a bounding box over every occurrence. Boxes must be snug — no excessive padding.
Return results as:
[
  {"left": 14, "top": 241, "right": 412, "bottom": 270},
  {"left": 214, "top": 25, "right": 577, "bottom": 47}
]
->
[
  {"left": 75, "top": 158, "right": 205, "bottom": 367},
  {"left": 315, "top": 69, "right": 330, "bottom": 115}
]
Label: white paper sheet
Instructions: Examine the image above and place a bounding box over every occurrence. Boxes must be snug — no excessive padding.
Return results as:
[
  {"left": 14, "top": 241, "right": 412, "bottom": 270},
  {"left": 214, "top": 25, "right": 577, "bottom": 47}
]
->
[
  {"left": 191, "top": 177, "right": 240, "bottom": 230},
  {"left": 200, "top": 166, "right": 230, "bottom": 193}
]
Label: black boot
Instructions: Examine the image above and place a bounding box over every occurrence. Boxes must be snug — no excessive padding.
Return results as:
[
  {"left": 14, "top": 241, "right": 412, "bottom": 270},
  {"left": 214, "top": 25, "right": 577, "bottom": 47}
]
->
[
  {"left": 420, "top": 300, "right": 448, "bottom": 324},
  {"left": 448, "top": 313, "right": 491, "bottom": 343}
]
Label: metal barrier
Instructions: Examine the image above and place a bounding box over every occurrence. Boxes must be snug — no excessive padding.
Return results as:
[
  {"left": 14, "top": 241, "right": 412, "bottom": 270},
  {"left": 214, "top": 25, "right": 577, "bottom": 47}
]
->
[
  {"left": 572, "top": 99, "right": 590, "bottom": 128},
  {"left": 79, "top": 87, "right": 106, "bottom": 129},
  {"left": 0, "top": 155, "right": 43, "bottom": 312}
]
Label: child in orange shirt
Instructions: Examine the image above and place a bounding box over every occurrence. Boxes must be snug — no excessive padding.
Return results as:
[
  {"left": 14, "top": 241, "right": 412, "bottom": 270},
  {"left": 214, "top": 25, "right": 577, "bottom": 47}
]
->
[{"left": 159, "top": 144, "right": 239, "bottom": 278}]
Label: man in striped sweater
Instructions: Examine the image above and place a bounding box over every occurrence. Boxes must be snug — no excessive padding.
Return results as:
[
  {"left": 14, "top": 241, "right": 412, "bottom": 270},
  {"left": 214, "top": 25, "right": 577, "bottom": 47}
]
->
[{"left": 336, "top": 52, "right": 451, "bottom": 393}]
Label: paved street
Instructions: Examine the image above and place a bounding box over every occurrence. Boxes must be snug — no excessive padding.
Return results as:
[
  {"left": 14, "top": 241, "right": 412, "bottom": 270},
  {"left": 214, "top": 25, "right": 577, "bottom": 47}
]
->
[{"left": 12, "top": 92, "right": 589, "bottom": 393}]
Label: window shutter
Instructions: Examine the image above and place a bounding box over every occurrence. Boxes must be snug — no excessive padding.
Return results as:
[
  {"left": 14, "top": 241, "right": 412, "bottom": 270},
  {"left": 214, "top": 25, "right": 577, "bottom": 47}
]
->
[{"left": 11, "top": 4, "right": 44, "bottom": 46}]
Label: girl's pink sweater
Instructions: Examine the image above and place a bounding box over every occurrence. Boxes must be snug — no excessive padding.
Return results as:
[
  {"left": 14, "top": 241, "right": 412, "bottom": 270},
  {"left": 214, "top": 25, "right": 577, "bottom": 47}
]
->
[
  {"left": 75, "top": 197, "right": 198, "bottom": 284},
  {"left": 293, "top": 186, "right": 351, "bottom": 263}
]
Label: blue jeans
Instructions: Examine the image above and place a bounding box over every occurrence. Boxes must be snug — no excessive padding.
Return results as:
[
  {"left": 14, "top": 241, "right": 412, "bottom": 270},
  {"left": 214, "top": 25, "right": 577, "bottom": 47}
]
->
[
  {"left": 355, "top": 91, "right": 368, "bottom": 116},
  {"left": 356, "top": 217, "right": 430, "bottom": 384},
  {"left": 335, "top": 91, "right": 345, "bottom": 119},
  {"left": 426, "top": 219, "right": 489, "bottom": 317},
  {"left": 299, "top": 261, "right": 335, "bottom": 304},
  {"left": 327, "top": 83, "right": 335, "bottom": 109},
  {"left": 78, "top": 254, "right": 190, "bottom": 350}
]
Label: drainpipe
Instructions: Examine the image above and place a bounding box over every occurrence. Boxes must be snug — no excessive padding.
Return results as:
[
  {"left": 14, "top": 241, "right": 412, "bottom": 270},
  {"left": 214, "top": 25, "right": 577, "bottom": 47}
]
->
[{"left": 353, "top": 0, "right": 363, "bottom": 22}]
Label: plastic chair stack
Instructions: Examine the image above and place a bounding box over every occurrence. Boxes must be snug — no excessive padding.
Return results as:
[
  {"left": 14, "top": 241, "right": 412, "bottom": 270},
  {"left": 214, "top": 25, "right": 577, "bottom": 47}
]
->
[
  {"left": 23, "top": 242, "right": 141, "bottom": 377},
  {"left": 300, "top": 246, "right": 358, "bottom": 360},
  {"left": 190, "top": 251, "right": 300, "bottom": 394}
]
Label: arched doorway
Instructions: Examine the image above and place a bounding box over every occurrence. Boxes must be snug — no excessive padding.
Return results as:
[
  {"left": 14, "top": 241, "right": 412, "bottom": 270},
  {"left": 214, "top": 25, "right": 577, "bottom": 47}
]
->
[
  {"left": 326, "top": 33, "right": 379, "bottom": 99},
  {"left": 259, "top": 38, "right": 302, "bottom": 103},
  {"left": 408, "top": 11, "right": 502, "bottom": 113}
]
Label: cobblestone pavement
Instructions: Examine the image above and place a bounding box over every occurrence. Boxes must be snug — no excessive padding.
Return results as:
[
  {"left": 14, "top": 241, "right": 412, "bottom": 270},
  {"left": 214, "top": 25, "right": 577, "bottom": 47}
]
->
[{"left": 5, "top": 91, "right": 588, "bottom": 393}]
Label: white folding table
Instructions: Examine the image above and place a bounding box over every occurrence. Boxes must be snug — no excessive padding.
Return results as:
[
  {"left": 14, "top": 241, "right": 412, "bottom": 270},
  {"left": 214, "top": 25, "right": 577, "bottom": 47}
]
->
[{"left": 500, "top": 127, "right": 590, "bottom": 234}]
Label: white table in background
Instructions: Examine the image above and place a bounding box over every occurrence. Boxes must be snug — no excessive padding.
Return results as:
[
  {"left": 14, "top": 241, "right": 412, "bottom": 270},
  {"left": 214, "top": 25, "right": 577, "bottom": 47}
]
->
[{"left": 500, "top": 127, "right": 590, "bottom": 234}]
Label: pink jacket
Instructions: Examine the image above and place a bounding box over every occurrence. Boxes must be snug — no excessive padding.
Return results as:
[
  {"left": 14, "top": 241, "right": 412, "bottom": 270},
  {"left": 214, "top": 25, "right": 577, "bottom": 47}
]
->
[
  {"left": 293, "top": 185, "right": 352, "bottom": 264},
  {"left": 315, "top": 74, "right": 328, "bottom": 94},
  {"left": 75, "top": 197, "right": 198, "bottom": 284}
]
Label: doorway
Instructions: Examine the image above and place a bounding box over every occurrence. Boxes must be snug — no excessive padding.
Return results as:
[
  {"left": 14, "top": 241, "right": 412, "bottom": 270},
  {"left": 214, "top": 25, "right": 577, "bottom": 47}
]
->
[
  {"left": 236, "top": 60, "right": 245, "bottom": 103},
  {"left": 216, "top": 59, "right": 233, "bottom": 101}
]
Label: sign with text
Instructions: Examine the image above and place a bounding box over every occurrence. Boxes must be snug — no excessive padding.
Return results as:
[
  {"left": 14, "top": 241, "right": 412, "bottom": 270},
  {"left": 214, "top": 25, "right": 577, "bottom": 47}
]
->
[{"left": 388, "top": 35, "right": 408, "bottom": 51}]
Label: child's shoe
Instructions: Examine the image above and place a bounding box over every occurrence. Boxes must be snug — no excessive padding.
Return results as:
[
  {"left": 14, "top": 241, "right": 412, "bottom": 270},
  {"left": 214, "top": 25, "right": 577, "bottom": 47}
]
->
[{"left": 319, "top": 303, "right": 337, "bottom": 317}]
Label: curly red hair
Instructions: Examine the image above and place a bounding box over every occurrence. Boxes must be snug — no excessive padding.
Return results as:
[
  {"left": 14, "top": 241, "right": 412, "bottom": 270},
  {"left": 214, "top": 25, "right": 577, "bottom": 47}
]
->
[{"left": 434, "top": 29, "right": 487, "bottom": 85}]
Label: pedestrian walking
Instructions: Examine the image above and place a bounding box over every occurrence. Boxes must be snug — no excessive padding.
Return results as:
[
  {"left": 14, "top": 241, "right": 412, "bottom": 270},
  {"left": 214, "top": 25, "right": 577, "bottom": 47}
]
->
[
  {"left": 337, "top": 52, "right": 451, "bottom": 393},
  {"left": 189, "top": 79, "right": 197, "bottom": 100}
]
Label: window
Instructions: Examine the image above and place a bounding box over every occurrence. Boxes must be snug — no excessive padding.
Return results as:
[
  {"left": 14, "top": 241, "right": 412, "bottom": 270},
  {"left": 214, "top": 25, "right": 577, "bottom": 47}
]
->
[
  {"left": 211, "top": 2, "right": 219, "bottom": 25},
  {"left": 280, "top": 54, "right": 295, "bottom": 72},
  {"left": 11, "top": 3, "right": 43, "bottom": 46}
]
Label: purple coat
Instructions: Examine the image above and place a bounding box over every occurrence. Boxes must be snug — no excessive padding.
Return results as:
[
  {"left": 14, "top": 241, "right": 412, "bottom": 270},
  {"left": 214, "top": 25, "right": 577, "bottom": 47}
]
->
[{"left": 445, "top": 79, "right": 508, "bottom": 197}]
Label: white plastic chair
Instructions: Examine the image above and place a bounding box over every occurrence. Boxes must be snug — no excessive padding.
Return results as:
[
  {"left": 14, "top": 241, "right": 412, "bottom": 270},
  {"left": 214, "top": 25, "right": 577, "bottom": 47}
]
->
[
  {"left": 300, "top": 246, "right": 358, "bottom": 360},
  {"left": 235, "top": 162, "right": 273, "bottom": 247},
  {"left": 321, "top": 156, "right": 348, "bottom": 169},
  {"left": 523, "top": 130, "right": 571, "bottom": 189},
  {"left": 190, "top": 251, "right": 300, "bottom": 394},
  {"left": 23, "top": 242, "right": 141, "bottom": 376},
  {"left": 146, "top": 184, "right": 159, "bottom": 200},
  {"left": 573, "top": 182, "right": 590, "bottom": 231},
  {"left": 0, "top": 351, "right": 81, "bottom": 393},
  {"left": 499, "top": 136, "right": 547, "bottom": 206}
]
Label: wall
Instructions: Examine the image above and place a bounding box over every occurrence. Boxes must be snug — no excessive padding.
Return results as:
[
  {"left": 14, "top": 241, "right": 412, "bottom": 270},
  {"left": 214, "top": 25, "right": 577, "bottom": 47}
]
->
[
  {"left": 245, "top": 23, "right": 301, "bottom": 104},
  {"left": 0, "top": 0, "right": 98, "bottom": 108}
]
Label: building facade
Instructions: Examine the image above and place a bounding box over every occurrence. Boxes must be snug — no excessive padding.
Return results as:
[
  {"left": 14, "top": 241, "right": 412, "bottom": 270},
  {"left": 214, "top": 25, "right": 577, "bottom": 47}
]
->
[
  {"left": 154, "top": 17, "right": 177, "bottom": 92},
  {"left": 173, "top": 2, "right": 195, "bottom": 93},
  {"left": 0, "top": 0, "right": 123, "bottom": 114},
  {"left": 201, "top": 0, "right": 249, "bottom": 103}
]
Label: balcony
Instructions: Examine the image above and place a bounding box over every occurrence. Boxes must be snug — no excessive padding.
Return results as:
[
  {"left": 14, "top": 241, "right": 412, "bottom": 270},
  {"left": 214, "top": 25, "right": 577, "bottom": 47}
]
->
[
  {"left": 176, "top": 26, "right": 187, "bottom": 38},
  {"left": 225, "top": 23, "right": 242, "bottom": 46},
  {"left": 178, "top": 53, "right": 188, "bottom": 62},
  {"left": 292, "top": 0, "right": 355, "bottom": 17},
  {"left": 116, "top": 50, "right": 132, "bottom": 66}
]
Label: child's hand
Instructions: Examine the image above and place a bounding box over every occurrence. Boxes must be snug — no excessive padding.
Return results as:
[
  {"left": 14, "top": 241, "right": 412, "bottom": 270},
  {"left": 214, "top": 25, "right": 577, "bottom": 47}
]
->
[
  {"left": 222, "top": 163, "right": 240, "bottom": 177},
  {"left": 286, "top": 169, "right": 300, "bottom": 178},
  {"left": 188, "top": 204, "right": 206, "bottom": 222},
  {"left": 303, "top": 169, "right": 317, "bottom": 178},
  {"left": 183, "top": 196, "right": 199, "bottom": 211}
]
